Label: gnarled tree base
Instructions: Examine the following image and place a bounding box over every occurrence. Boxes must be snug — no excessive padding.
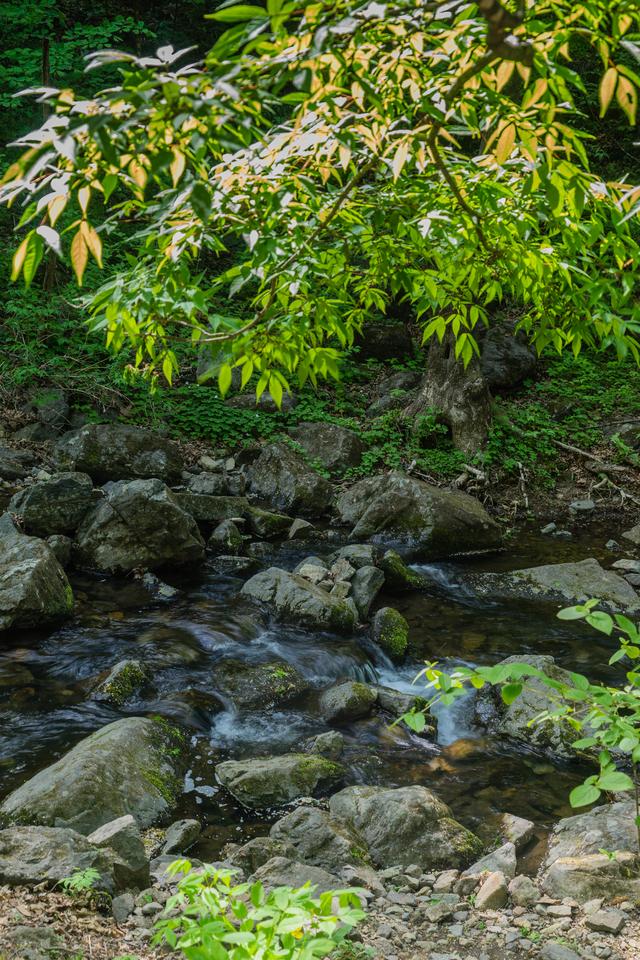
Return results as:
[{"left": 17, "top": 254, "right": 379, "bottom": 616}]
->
[{"left": 406, "top": 334, "right": 492, "bottom": 455}]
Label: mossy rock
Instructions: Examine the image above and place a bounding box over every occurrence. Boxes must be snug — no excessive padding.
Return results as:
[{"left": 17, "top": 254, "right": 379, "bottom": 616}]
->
[
  {"left": 216, "top": 753, "right": 344, "bottom": 808},
  {"left": 213, "top": 658, "right": 310, "bottom": 710},
  {"left": 371, "top": 606, "right": 409, "bottom": 659}
]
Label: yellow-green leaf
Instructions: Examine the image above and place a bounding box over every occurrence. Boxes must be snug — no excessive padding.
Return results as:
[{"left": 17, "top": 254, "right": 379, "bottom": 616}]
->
[
  {"left": 11, "top": 233, "right": 31, "bottom": 281},
  {"left": 599, "top": 67, "right": 618, "bottom": 116},
  {"left": 81, "top": 221, "right": 103, "bottom": 267},
  {"left": 392, "top": 141, "right": 409, "bottom": 181},
  {"left": 218, "top": 363, "right": 232, "bottom": 397},
  {"left": 70, "top": 229, "right": 88, "bottom": 285}
]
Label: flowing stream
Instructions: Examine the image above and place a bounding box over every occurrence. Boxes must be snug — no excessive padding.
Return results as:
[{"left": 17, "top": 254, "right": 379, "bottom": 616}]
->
[{"left": 0, "top": 524, "right": 621, "bottom": 869}]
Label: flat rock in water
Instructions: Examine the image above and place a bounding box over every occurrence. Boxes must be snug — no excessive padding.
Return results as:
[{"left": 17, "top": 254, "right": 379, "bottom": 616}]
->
[
  {"left": 469, "top": 558, "right": 640, "bottom": 612},
  {"left": 335, "top": 471, "right": 502, "bottom": 559},
  {"left": 215, "top": 753, "right": 344, "bottom": 808},
  {"left": 212, "top": 658, "right": 310, "bottom": 710},
  {"left": 241, "top": 567, "right": 356, "bottom": 633},
  {"left": 0, "top": 717, "right": 187, "bottom": 834}
]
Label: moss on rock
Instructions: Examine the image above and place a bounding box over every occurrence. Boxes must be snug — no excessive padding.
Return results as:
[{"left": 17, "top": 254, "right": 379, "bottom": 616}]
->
[{"left": 371, "top": 606, "right": 409, "bottom": 659}]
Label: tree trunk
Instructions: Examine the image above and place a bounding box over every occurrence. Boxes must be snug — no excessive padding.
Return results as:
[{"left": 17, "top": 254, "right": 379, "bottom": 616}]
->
[{"left": 406, "top": 332, "right": 492, "bottom": 454}]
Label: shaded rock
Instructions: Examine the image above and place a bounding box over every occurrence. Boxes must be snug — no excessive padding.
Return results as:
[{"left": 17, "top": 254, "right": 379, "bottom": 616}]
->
[
  {"left": 471, "top": 558, "right": 640, "bottom": 613},
  {"left": 208, "top": 519, "right": 244, "bottom": 555},
  {"left": 162, "top": 818, "right": 201, "bottom": 855},
  {"left": 247, "top": 443, "right": 333, "bottom": 517},
  {"left": 328, "top": 784, "right": 483, "bottom": 870},
  {"left": 288, "top": 518, "right": 314, "bottom": 540},
  {"left": 374, "top": 686, "right": 433, "bottom": 730},
  {"left": 0, "top": 717, "right": 187, "bottom": 834},
  {"left": 622, "top": 522, "right": 640, "bottom": 546},
  {"left": 270, "top": 806, "right": 364, "bottom": 873},
  {"left": 335, "top": 472, "right": 501, "bottom": 559},
  {"left": 213, "top": 659, "right": 310, "bottom": 710},
  {"left": 301, "top": 731, "right": 345, "bottom": 761},
  {"left": 500, "top": 813, "right": 535, "bottom": 851},
  {"left": 319, "top": 681, "right": 378, "bottom": 723},
  {"left": 216, "top": 753, "right": 344, "bottom": 808},
  {"left": 75, "top": 478, "right": 205, "bottom": 574},
  {"left": 86, "top": 814, "right": 149, "bottom": 888},
  {"left": 0, "top": 825, "right": 136, "bottom": 894},
  {"left": 464, "top": 841, "right": 516, "bottom": 879},
  {"left": 173, "top": 492, "right": 248, "bottom": 524},
  {"left": 0, "top": 445, "right": 35, "bottom": 481},
  {"left": 27, "top": 388, "right": 70, "bottom": 434},
  {"left": 54, "top": 423, "right": 183, "bottom": 483},
  {"left": 0, "top": 515, "right": 73, "bottom": 632},
  {"left": 251, "top": 856, "right": 341, "bottom": 893},
  {"left": 540, "top": 943, "right": 582, "bottom": 960},
  {"left": 112, "top": 891, "right": 135, "bottom": 925},
  {"left": 227, "top": 836, "right": 296, "bottom": 873},
  {"left": 356, "top": 321, "right": 414, "bottom": 363},
  {"left": 246, "top": 506, "right": 292, "bottom": 539},
  {"left": 1, "top": 924, "right": 67, "bottom": 960},
  {"left": 350, "top": 565, "right": 385, "bottom": 619},
  {"left": 479, "top": 654, "right": 589, "bottom": 760},
  {"left": 329, "top": 544, "right": 379, "bottom": 569},
  {"left": 210, "top": 555, "right": 258, "bottom": 577},
  {"left": 8, "top": 472, "right": 94, "bottom": 537},
  {"left": 542, "top": 851, "right": 640, "bottom": 902},
  {"left": 92, "top": 659, "right": 148, "bottom": 707},
  {"left": 475, "top": 870, "right": 508, "bottom": 909},
  {"left": 378, "top": 549, "right": 426, "bottom": 589},
  {"left": 372, "top": 607, "right": 409, "bottom": 659},
  {"left": 290, "top": 422, "right": 364, "bottom": 473},
  {"left": 241, "top": 567, "right": 356, "bottom": 633},
  {"left": 45, "top": 534, "right": 72, "bottom": 567},
  {"left": 480, "top": 325, "right": 536, "bottom": 392},
  {"left": 188, "top": 470, "right": 245, "bottom": 497}
]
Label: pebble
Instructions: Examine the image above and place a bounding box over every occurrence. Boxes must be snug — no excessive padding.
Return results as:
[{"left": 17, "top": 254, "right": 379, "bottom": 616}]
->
[{"left": 570, "top": 498, "right": 595, "bottom": 512}]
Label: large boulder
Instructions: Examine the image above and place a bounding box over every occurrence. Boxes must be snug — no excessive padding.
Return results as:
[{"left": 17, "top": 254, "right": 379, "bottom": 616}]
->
[
  {"left": 0, "top": 825, "right": 147, "bottom": 894},
  {"left": 0, "top": 717, "right": 187, "bottom": 834},
  {"left": 246, "top": 443, "right": 333, "bottom": 517},
  {"left": 270, "top": 806, "right": 365, "bottom": 873},
  {"left": 241, "top": 567, "right": 357, "bottom": 633},
  {"left": 74, "top": 478, "right": 205, "bottom": 574},
  {"left": 328, "top": 784, "right": 483, "bottom": 870},
  {"left": 0, "top": 445, "right": 35, "bottom": 481},
  {"left": 216, "top": 753, "right": 344, "bottom": 808},
  {"left": 541, "top": 802, "right": 640, "bottom": 900},
  {"left": 335, "top": 471, "right": 501, "bottom": 558},
  {"left": 477, "top": 655, "right": 583, "bottom": 760},
  {"left": 290, "top": 423, "right": 364, "bottom": 473},
  {"left": 54, "top": 423, "right": 183, "bottom": 483},
  {"left": 470, "top": 558, "right": 640, "bottom": 613},
  {"left": 0, "top": 515, "right": 73, "bottom": 632},
  {"left": 480, "top": 325, "right": 537, "bottom": 393},
  {"left": 9, "top": 472, "right": 94, "bottom": 537},
  {"left": 174, "top": 493, "right": 248, "bottom": 524},
  {"left": 213, "top": 659, "right": 310, "bottom": 710}
]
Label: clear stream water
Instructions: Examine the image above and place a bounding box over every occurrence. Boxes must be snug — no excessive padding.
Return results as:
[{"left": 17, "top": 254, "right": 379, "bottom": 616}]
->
[{"left": 0, "top": 524, "right": 623, "bottom": 868}]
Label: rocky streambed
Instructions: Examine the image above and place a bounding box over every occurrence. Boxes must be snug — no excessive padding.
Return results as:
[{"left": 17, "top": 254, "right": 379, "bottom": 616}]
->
[{"left": 1, "top": 422, "right": 640, "bottom": 959}]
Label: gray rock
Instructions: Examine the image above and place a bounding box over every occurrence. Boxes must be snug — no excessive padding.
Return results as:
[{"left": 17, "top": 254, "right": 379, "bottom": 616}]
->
[
  {"left": 540, "top": 942, "right": 581, "bottom": 960},
  {"left": 8, "top": 472, "right": 94, "bottom": 537},
  {"left": 270, "top": 806, "right": 364, "bottom": 873},
  {"left": 0, "top": 825, "right": 136, "bottom": 894},
  {"left": 508, "top": 874, "right": 539, "bottom": 906},
  {"left": 0, "top": 445, "right": 35, "bottom": 481},
  {"left": 542, "top": 852, "right": 640, "bottom": 902},
  {"left": 213, "top": 658, "right": 310, "bottom": 710},
  {"left": 544, "top": 801, "right": 639, "bottom": 865},
  {"left": 570, "top": 499, "right": 595, "bottom": 513},
  {"left": 162, "top": 818, "right": 201, "bottom": 855},
  {"left": 622, "top": 523, "right": 640, "bottom": 546},
  {"left": 585, "top": 909, "right": 626, "bottom": 934},
  {"left": 290, "top": 422, "right": 364, "bottom": 473},
  {"left": 54, "top": 423, "right": 183, "bottom": 483},
  {"left": 45, "top": 534, "right": 72, "bottom": 567},
  {"left": 301, "top": 730, "right": 345, "bottom": 761},
  {"left": 464, "top": 842, "right": 516, "bottom": 879},
  {"left": 174, "top": 492, "right": 248, "bottom": 524},
  {"left": 480, "top": 325, "right": 536, "bottom": 392},
  {"left": 92, "top": 659, "right": 148, "bottom": 707},
  {"left": 112, "top": 891, "right": 136, "bottom": 924},
  {"left": 0, "top": 515, "right": 73, "bottom": 632},
  {"left": 208, "top": 519, "right": 244, "bottom": 555},
  {"left": 251, "top": 856, "right": 341, "bottom": 893},
  {"left": 328, "top": 784, "right": 483, "bottom": 870},
  {"left": 475, "top": 870, "right": 508, "bottom": 909},
  {"left": 86, "top": 814, "right": 149, "bottom": 888},
  {"left": 246, "top": 506, "right": 292, "bottom": 539},
  {"left": 350, "top": 565, "right": 385, "bottom": 619},
  {"left": 0, "top": 717, "right": 187, "bottom": 834},
  {"left": 499, "top": 813, "right": 536, "bottom": 851},
  {"left": 319, "top": 681, "right": 378, "bottom": 723},
  {"left": 75, "top": 478, "right": 205, "bottom": 574},
  {"left": 216, "top": 753, "right": 344, "bottom": 808},
  {"left": 470, "top": 558, "right": 640, "bottom": 613},
  {"left": 288, "top": 518, "right": 314, "bottom": 540},
  {"left": 241, "top": 567, "right": 356, "bottom": 633},
  {"left": 188, "top": 470, "right": 245, "bottom": 497},
  {"left": 478, "top": 655, "right": 591, "bottom": 760},
  {"left": 28, "top": 388, "right": 70, "bottom": 434},
  {"left": 329, "top": 544, "right": 379, "bottom": 569},
  {"left": 371, "top": 607, "right": 410, "bottom": 659},
  {"left": 335, "top": 471, "right": 501, "bottom": 559},
  {"left": 227, "top": 836, "right": 296, "bottom": 873},
  {"left": 611, "top": 558, "right": 640, "bottom": 573},
  {"left": 247, "top": 443, "right": 333, "bottom": 517},
  {"left": 1, "top": 925, "right": 66, "bottom": 960}
]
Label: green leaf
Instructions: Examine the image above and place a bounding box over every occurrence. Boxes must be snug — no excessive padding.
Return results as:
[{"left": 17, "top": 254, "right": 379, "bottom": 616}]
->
[
  {"left": 269, "top": 373, "right": 283, "bottom": 408},
  {"left": 586, "top": 611, "right": 614, "bottom": 635},
  {"left": 402, "top": 711, "right": 427, "bottom": 733},
  {"left": 557, "top": 605, "right": 588, "bottom": 621},
  {"left": 501, "top": 683, "right": 523, "bottom": 706},
  {"left": 208, "top": 5, "right": 268, "bottom": 22},
  {"left": 190, "top": 183, "right": 211, "bottom": 222},
  {"left": 218, "top": 363, "right": 232, "bottom": 396},
  {"left": 596, "top": 771, "right": 634, "bottom": 793},
  {"left": 569, "top": 783, "right": 601, "bottom": 807}
]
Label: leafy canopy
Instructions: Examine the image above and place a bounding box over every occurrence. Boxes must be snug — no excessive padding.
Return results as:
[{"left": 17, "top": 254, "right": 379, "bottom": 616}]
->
[{"left": 3, "top": 0, "right": 640, "bottom": 401}]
